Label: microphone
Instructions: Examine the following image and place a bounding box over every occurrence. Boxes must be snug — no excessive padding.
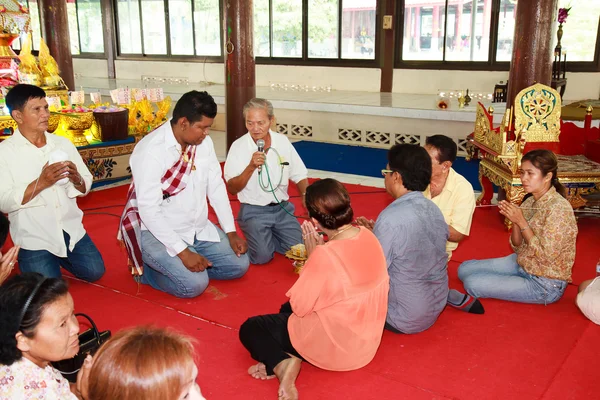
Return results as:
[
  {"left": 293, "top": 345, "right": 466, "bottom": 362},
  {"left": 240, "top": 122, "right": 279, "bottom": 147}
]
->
[{"left": 257, "top": 139, "right": 265, "bottom": 172}]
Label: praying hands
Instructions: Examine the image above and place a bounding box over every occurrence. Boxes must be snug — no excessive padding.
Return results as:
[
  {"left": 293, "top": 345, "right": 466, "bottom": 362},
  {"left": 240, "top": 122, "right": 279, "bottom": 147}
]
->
[{"left": 301, "top": 220, "right": 323, "bottom": 257}]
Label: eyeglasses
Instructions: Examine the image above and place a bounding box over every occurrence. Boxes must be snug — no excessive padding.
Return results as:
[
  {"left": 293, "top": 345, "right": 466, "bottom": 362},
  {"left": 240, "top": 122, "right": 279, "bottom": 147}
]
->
[{"left": 381, "top": 169, "right": 395, "bottom": 177}]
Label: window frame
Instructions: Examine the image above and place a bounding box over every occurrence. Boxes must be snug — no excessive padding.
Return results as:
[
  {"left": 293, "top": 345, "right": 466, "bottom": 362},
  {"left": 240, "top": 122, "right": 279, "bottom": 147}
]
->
[
  {"left": 71, "top": 0, "right": 107, "bottom": 57},
  {"left": 113, "top": 0, "right": 224, "bottom": 60},
  {"left": 252, "top": 0, "right": 382, "bottom": 67},
  {"left": 394, "top": 0, "right": 600, "bottom": 72}
]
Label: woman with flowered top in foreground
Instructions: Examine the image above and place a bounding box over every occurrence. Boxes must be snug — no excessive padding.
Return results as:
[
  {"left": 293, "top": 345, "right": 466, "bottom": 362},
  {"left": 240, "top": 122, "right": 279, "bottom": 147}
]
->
[
  {"left": 0, "top": 273, "right": 89, "bottom": 400},
  {"left": 457, "top": 149, "right": 577, "bottom": 304}
]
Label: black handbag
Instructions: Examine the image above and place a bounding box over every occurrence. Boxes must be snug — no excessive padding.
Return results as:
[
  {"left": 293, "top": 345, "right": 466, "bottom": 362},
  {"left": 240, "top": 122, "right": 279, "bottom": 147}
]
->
[{"left": 52, "top": 313, "right": 111, "bottom": 383}]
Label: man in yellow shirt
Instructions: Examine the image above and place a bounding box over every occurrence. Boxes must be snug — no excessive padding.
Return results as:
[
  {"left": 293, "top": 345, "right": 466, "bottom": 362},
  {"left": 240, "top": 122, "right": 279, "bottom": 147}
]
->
[
  {"left": 424, "top": 135, "right": 483, "bottom": 314},
  {"left": 424, "top": 135, "right": 475, "bottom": 260}
]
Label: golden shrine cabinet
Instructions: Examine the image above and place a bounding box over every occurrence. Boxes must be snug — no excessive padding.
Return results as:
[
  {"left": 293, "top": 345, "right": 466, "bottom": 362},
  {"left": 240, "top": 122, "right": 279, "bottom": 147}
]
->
[{"left": 467, "top": 83, "right": 600, "bottom": 228}]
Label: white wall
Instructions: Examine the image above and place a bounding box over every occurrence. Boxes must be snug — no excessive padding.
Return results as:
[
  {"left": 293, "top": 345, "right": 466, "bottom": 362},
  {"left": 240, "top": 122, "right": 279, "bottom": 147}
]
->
[
  {"left": 392, "top": 69, "right": 509, "bottom": 95},
  {"left": 73, "top": 59, "right": 600, "bottom": 100},
  {"left": 73, "top": 59, "right": 109, "bottom": 79}
]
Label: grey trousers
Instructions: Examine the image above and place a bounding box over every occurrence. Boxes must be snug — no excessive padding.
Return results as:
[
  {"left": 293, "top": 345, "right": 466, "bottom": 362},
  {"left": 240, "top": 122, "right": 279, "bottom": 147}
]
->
[{"left": 238, "top": 201, "right": 303, "bottom": 264}]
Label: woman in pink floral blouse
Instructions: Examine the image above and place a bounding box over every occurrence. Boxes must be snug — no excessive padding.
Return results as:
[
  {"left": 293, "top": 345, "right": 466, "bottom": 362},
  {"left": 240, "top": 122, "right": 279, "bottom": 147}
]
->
[
  {"left": 0, "top": 273, "right": 86, "bottom": 399},
  {"left": 457, "top": 150, "right": 577, "bottom": 304}
]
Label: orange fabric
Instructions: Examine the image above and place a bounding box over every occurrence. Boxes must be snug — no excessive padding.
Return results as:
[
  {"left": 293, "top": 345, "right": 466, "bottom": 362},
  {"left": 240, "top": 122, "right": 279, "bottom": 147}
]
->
[{"left": 286, "top": 227, "right": 389, "bottom": 371}]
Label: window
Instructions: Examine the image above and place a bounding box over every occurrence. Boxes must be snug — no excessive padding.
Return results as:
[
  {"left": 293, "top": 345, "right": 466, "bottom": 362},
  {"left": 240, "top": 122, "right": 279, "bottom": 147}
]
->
[
  {"left": 553, "top": 0, "right": 600, "bottom": 62},
  {"left": 115, "top": 0, "right": 222, "bottom": 57},
  {"left": 402, "top": 0, "right": 494, "bottom": 62},
  {"left": 495, "top": 0, "right": 516, "bottom": 62},
  {"left": 254, "top": 0, "right": 376, "bottom": 61},
  {"left": 66, "top": 0, "right": 105, "bottom": 55}
]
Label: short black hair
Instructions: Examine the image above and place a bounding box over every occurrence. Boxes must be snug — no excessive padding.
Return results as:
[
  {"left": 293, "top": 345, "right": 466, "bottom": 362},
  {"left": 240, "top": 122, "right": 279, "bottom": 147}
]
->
[
  {"left": 5, "top": 84, "right": 47, "bottom": 118},
  {"left": 0, "top": 214, "right": 8, "bottom": 248},
  {"left": 305, "top": 178, "right": 353, "bottom": 230},
  {"left": 171, "top": 91, "right": 217, "bottom": 126},
  {"left": 387, "top": 144, "right": 432, "bottom": 192},
  {"left": 0, "top": 273, "right": 69, "bottom": 365},
  {"left": 426, "top": 135, "right": 457, "bottom": 164}
]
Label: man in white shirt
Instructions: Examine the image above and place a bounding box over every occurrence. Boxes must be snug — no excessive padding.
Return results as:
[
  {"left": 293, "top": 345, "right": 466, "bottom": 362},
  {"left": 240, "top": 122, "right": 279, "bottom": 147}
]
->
[
  {"left": 224, "top": 98, "right": 308, "bottom": 264},
  {"left": 124, "top": 91, "right": 249, "bottom": 298},
  {"left": 0, "top": 84, "right": 104, "bottom": 281}
]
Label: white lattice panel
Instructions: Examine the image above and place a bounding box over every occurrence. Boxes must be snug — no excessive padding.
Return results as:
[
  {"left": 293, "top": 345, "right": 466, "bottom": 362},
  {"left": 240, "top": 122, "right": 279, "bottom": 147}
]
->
[
  {"left": 365, "top": 131, "right": 391, "bottom": 145},
  {"left": 394, "top": 134, "right": 421, "bottom": 145},
  {"left": 290, "top": 125, "right": 313, "bottom": 137},
  {"left": 338, "top": 128, "right": 362, "bottom": 143},
  {"left": 457, "top": 138, "right": 468, "bottom": 156},
  {"left": 277, "top": 123, "right": 289, "bottom": 135}
]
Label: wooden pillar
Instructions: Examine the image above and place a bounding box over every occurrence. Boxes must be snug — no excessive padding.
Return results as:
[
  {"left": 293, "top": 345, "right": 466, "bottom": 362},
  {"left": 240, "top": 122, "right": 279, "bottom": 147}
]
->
[
  {"left": 223, "top": 0, "right": 256, "bottom": 151},
  {"left": 100, "top": 0, "right": 117, "bottom": 79},
  {"left": 379, "top": 0, "right": 396, "bottom": 92},
  {"left": 38, "top": 0, "right": 75, "bottom": 90},
  {"left": 506, "top": 0, "right": 558, "bottom": 110}
]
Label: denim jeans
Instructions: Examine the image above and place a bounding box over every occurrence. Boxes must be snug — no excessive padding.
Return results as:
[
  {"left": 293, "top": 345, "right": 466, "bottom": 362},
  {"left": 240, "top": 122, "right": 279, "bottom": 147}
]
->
[
  {"left": 238, "top": 202, "right": 302, "bottom": 265},
  {"left": 140, "top": 226, "right": 250, "bottom": 298},
  {"left": 458, "top": 253, "right": 567, "bottom": 305},
  {"left": 18, "top": 231, "right": 105, "bottom": 282}
]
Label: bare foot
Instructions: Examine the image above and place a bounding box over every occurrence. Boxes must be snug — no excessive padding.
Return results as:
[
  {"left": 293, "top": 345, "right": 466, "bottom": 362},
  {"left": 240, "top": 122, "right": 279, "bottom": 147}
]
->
[
  {"left": 273, "top": 356, "right": 302, "bottom": 400},
  {"left": 247, "top": 363, "right": 275, "bottom": 380}
]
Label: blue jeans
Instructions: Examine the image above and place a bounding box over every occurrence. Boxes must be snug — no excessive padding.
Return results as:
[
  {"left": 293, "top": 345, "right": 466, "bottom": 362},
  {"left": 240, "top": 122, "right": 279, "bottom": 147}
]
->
[
  {"left": 18, "top": 231, "right": 105, "bottom": 282},
  {"left": 140, "top": 226, "right": 250, "bottom": 298},
  {"left": 458, "top": 253, "right": 567, "bottom": 305},
  {"left": 238, "top": 202, "right": 302, "bottom": 264}
]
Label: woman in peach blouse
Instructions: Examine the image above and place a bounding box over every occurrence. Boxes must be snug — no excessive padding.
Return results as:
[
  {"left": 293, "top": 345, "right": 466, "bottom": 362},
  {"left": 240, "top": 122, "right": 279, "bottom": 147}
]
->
[
  {"left": 239, "top": 178, "right": 389, "bottom": 400},
  {"left": 457, "top": 150, "right": 578, "bottom": 304}
]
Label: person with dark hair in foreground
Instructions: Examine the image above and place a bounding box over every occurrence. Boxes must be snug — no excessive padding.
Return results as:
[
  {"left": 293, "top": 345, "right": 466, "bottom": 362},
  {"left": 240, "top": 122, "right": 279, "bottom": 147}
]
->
[
  {"left": 87, "top": 326, "right": 205, "bottom": 400},
  {"left": 457, "top": 149, "right": 577, "bottom": 304},
  {"left": 0, "top": 84, "right": 104, "bottom": 282},
  {"left": 0, "top": 273, "right": 87, "bottom": 399},
  {"left": 119, "top": 91, "right": 249, "bottom": 298},
  {"left": 240, "top": 178, "right": 389, "bottom": 400},
  {"left": 0, "top": 213, "right": 19, "bottom": 285},
  {"left": 356, "top": 144, "right": 450, "bottom": 334}
]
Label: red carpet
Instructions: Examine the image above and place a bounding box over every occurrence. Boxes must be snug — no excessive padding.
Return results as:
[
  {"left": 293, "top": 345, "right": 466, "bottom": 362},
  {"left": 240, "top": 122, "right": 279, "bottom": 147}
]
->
[{"left": 4, "top": 181, "right": 600, "bottom": 399}]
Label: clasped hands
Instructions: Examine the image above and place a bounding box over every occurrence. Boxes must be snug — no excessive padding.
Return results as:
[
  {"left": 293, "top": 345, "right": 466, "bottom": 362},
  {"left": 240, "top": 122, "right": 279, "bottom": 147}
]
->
[
  {"left": 301, "top": 220, "right": 324, "bottom": 257},
  {"left": 498, "top": 200, "right": 528, "bottom": 229},
  {"left": 40, "top": 161, "right": 83, "bottom": 189},
  {"left": 0, "top": 246, "right": 19, "bottom": 285}
]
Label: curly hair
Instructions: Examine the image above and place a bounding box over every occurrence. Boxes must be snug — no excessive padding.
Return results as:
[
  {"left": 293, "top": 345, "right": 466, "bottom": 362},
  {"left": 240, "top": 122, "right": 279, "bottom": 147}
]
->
[
  {"left": 0, "top": 273, "right": 69, "bottom": 365},
  {"left": 88, "top": 326, "right": 197, "bottom": 400},
  {"left": 305, "top": 179, "right": 353, "bottom": 230},
  {"left": 387, "top": 144, "right": 432, "bottom": 192}
]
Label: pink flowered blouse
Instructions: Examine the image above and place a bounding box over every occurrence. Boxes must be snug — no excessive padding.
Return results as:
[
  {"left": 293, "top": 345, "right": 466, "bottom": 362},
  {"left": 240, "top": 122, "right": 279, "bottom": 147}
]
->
[
  {"left": 0, "top": 357, "right": 77, "bottom": 400},
  {"left": 510, "top": 186, "right": 578, "bottom": 282}
]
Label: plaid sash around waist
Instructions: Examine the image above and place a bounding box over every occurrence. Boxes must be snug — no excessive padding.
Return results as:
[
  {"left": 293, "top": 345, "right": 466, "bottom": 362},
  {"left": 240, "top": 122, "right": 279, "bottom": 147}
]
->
[{"left": 118, "top": 145, "right": 197, "bottom": 276}]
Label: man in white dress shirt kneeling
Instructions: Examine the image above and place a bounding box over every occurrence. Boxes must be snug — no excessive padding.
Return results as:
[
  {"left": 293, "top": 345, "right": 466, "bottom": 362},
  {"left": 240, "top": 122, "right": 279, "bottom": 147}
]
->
[
  {"left": 0, "top": 84, "right": 104, "bottom": 281},
  {"left": 119, "top": 91, "right": 249, "bottom": 298},
  {"left": 224, "top": 98, "right": 308, "bottom": 264}
]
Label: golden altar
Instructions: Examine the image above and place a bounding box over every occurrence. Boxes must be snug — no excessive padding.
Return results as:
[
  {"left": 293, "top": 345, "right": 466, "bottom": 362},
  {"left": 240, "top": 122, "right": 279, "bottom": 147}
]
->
[{"left": 468, "top": 83, "right": 600, "bottom": 228}]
